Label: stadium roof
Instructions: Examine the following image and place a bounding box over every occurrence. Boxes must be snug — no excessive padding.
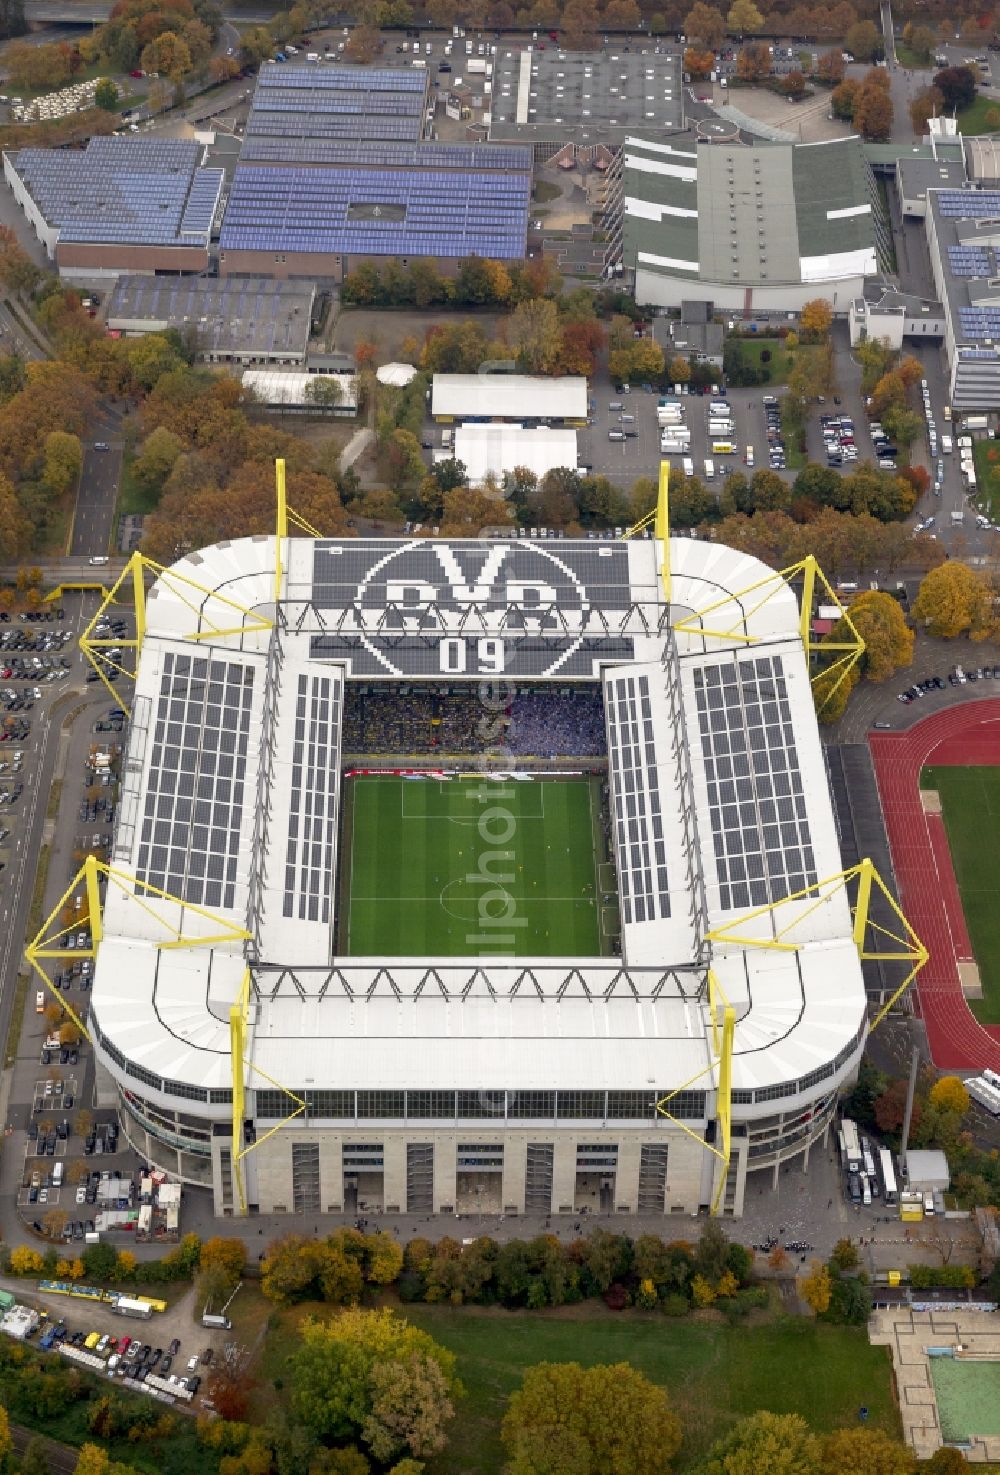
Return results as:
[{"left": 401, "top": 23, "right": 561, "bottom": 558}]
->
[
  {"left": 489, "top": 45, "right": 683, "bottom": 145},
  {"left": 105, "top": 277, "right": 315, "bottom": 360},
  {"left": 245, "top": 61, "right": 428, "bottom": 143},
  {"left": 219, "top": 160, "right": 530, "bottom": 260},
  {"left": 431, "top": 374, "right": 587, "bottom": 420},
  {"left": 91, "top": 533, "right": 865, "bottom": 1110},
  {"left": 622, "top": 136, "right": 878, "bottom": 288},
  {"left": 449, "top": 423, "right": 577, "bottom": 483},
  {"left": 8, "top": 137, "right": 222, "bottom": 248}
]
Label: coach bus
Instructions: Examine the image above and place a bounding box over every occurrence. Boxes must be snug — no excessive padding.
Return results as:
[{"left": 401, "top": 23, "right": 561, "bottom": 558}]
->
[
  {"left": 839, "top": 1118, "right": 862, "bottom": 1171},
  {"left": 879, "top": 1148, "right": 898, "bottom": 1207}
]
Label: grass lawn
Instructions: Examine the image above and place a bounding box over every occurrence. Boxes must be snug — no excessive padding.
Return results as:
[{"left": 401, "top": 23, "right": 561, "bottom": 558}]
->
[
  {"left": 894, "top": 45, "right": 932, "bottom": 69},
  {"left": 343, "top": 775, "right": 603, "bottom": 956},
  {"left": 956, "top": 94, "right": 1000, "bottom": 133},
  {"left": 972, "top": 438, "right": 1000, "bottom": 517},
  {"left": 733, "top": 338, "right": 794, "bottom": 384},
  {"left": 116, "top": 451, "right": 160, "bottom": 517},
  {"left": 256, "top": 1301, "right": 899, "bottom": 1475},
  {"left": 922, "top": 765, "right": 1000, "bottom": 1023}
]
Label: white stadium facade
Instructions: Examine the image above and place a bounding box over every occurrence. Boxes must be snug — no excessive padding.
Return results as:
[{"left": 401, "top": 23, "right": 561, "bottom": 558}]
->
[{"left": 81, "top": 527, "right": 875, "bottom": 1221}]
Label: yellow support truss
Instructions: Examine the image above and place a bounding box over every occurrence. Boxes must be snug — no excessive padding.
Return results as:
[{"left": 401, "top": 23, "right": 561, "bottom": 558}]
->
[
  {"left": 273, "top": 456, "right": 325, "bottom": 603},
  {"left": 672, "top": 554, "right": 865, "bottom": 712},
  {"left": 229, "top": 967, "right": 305, "bottom": 1216},
  {"left": 664, "top": 859, "right": 927, "bottom": 1214},
  {"left": 656, "top": 967, "right": 735, "bottom": 1215},
  {"left": 44, "top": 582, "right": 113, "bottom": 604},
  {"left": 623, "top": 461, "right": 670, "bottom": 599},
  {"left": 25, "top": 857, "right": 252, "bottom": 1044},
  {"left": 79, "top": 551, "right": 273, "bottom": 716}
]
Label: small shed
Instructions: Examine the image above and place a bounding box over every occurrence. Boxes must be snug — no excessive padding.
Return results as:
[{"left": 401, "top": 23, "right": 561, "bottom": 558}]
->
[{"left": 904, "top": 1148, "right": 950, "bottom": 1193}]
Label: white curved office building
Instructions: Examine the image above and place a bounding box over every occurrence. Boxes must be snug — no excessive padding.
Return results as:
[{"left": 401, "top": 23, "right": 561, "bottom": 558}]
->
[{"left": 90, "top": 533, "right": 866, "bottom": 1219}]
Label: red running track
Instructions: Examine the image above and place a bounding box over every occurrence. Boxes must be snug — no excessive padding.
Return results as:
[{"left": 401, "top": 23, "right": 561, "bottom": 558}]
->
[{"left": 869, "top": 700, "right": 1000, "bottom": 1070}]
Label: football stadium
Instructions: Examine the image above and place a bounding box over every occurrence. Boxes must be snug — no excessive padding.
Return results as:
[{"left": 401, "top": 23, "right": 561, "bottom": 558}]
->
[{"left": 33, "top": 479, "right": 925, "bottom": 1220}]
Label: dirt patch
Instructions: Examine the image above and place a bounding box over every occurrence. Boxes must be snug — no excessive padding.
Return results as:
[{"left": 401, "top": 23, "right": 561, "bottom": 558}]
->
[
  {"left": 920, "top": 788, "right": 942, "bottom": 814},
  {"left": 333, "top": 307, "right": 506, "bottom": 363}
]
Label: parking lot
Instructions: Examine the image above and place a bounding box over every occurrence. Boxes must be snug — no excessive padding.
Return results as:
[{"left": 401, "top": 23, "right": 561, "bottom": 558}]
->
[{"left": 0, "top": 593, "right": 146, "bottom": 1252}]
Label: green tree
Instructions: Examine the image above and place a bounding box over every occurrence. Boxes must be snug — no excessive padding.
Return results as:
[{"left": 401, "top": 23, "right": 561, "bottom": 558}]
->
[
  {"left": 830, "top": 1238, "right": 859, "bottom": 1271},
  {"left": 383, "top": 429, "right": 426, "bottom": 492},
  {"left": 290, "top": 1309, "right": 460, "bottom": 1451},
  {"left": 831, "top": 77, "right": 860, "bottom": 118},
  {"left": 306, "top": 377, "right": 345, "bottom": 408},
  {"left": 363, "top": 1354, "right": 456, "bottom": 1463},
  {"left": 855, "top": 335, "right": 894, "bottom": 392},
  {"left": 131, "top": 426, "right": 183, "bottom": 498},
  {"left": 697, "top": 1411, "right": 821, "bottom": 1475},
  {"left": 42, "top": 430, "right": 83, "bottom": 497},
  {"left": 845, "top": 18, "right": 881, "bottom": 59},
  {"left": 94, "top": 77, "right": 119, "bottom": 110},
  {"left": 502, "top": 1362, "right": 682, "bottom": 1475},
  {"left": 18, "top": 1437, "right": 51, "bottom": 1475},
  {"left": 509, "top": 297, "right": 564, "bottom": 375},
  {"left": 727, "top": 0, "right": 763, "bottom": 32},
  {"left": 933, "top": 65, "right": 976, "bottom": 110}
]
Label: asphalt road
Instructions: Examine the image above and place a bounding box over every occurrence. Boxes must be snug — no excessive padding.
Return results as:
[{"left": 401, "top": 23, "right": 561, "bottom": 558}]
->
[{"left": 70, "top": 439, "right": 123, "bottom": 561}]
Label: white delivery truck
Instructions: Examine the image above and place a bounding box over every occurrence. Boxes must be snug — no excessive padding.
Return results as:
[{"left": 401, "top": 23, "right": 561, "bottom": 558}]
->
[{"left": 704, "top": 458, "right": 715, "bottom": 480}]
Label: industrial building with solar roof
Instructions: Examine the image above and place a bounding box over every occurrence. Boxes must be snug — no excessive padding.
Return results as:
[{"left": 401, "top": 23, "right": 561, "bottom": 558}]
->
[
  {"left": 2, "top": 137, "right": 222, "bottom": 280},
  {"left": 924, "top": 186, "right": 1000, "bottom": 412},
  {"left": 218, "top": 64, "right": 531, "bottom": 279},
  {"left": 607, "top": 135, "right": 887, "bottom": 313},
  {"left": 66, "top": 505, "right": 908, "bottom": 1223}
]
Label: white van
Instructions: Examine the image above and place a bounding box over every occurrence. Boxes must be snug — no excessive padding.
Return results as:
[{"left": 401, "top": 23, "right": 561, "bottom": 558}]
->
[
  {"left": 682, "top": 457, "right": 694, "bottom": 476},
  {"left": 608, "top": 430, "right": 626, "bottom": 442},
  {"left": 923, "top": 1191, "right": 935, "bottom": 1216},
  {"left": 89, "top": 555, "right": 109, "bottom": 566},
  {"left": 306, "top": 51, "right": 319, "bottom": 61},
  {"left": 941, "top": 435, "right": 953, "bottom": 454},
  {"left": 704, "top": 458, "right": 715, "bottom": 480},
  {"left": 53, "top": 1162, "right": 63, "bottom": 1186}
]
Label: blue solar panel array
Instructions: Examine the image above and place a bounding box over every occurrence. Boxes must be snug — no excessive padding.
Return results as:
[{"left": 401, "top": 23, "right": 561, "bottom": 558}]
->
[
  {"left": 179, "top": 168, "right": 224, "bottom": 238},
  {"left": 238, "top": 137, "right": 531, "bottom": 172},
  {"left": 255, "top": 63, "right": 426, "bottom": 93},
  {"left": 13, "top": 138, "right": 217, "bottom": 247},
  {"left": 220, "top": 165, "right": 530, "bottom": 259},
  {"left": 958, "top": 305, "right": 1000, "bottom": 337},
  {"left": 947, "top": 243, "right": 996, "bottom": 277},
  {"left": 937, "top": 190, "right": 1000, "bottom": 217}
]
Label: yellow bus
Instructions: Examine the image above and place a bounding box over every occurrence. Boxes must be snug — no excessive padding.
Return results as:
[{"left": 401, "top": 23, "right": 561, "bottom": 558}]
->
[
  {"left": 134, "top": 1296, "right": 168, "bottom": 1314},
  {"left": 711, "top": 441, "right": 736, "bottom": 455}
]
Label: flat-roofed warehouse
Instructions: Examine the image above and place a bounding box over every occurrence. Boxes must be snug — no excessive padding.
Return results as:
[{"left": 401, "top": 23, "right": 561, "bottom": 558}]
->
[
  {"left": 244, "top": 61, "right": 429, "bottom": 143},
  {"left": 219, "top": 142, "right": 531, "bottom": 280},
  {"left": 448, "top": 422, "right": 578, "bottom": 483},
  {"left": 3, "top": 137, "right": 223, "bottom": 280},
  {"left": 924, "top": 187, "right": 1000, "bottom": 413},
  {"left": 611, "top": 136, "right": 885, "bottom": 312},
  {"left": 105, "top": 276, "right": 316, "bottom": 365},
  {"left": 431, "top": 373, "right": 587, "bottom": 423},
  {"left": 489, "top": 45, "right": 683, "bottom": 155}
]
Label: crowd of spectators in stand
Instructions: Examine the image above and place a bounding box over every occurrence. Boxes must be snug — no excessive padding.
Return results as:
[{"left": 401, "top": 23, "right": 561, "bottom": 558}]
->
[{"left": 341, "top": 686, "right": 608, "bottom": 759}]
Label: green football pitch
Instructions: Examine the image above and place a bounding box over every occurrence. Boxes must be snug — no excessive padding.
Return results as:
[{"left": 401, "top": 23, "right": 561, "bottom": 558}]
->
[
  {"left": 922, "top": 764, "right": 1000, "bottom": 1022},
  {"left": 343, "top": 776, "right": 605, "bottom": 957}
]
